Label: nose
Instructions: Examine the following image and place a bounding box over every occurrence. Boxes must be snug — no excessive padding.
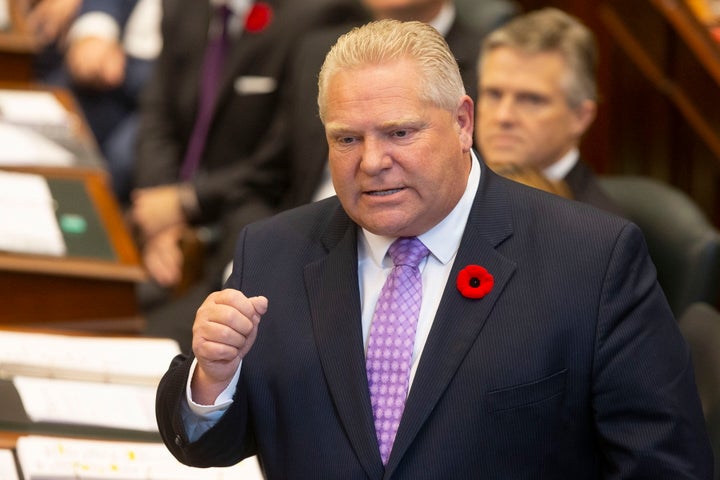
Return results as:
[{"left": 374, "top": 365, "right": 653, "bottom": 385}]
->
[
  {"left": 493, "top": 96, "right": 518, "bottom": 125},
  {"left": 359, "top": 137, "right": 393, "bottom": 174}
]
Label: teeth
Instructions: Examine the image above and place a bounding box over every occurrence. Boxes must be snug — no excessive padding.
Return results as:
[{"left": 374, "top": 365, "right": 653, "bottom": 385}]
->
[{"left": 370, "top": 188, "right": 402, "bottom": 196}]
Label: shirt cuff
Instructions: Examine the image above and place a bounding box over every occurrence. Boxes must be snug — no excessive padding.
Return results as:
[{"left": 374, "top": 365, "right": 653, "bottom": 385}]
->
[
  {"left": 67, "top": 13, "right": 121, "bottom": 43},
  {"left": 178, "top": 183, "right": 201, "bottom": 223},
  {"left": 181, "top": 358, "right": 242, "bottom": 442},
  {"left": 185, "top": 357, "right": 241, "bottom": 414}
]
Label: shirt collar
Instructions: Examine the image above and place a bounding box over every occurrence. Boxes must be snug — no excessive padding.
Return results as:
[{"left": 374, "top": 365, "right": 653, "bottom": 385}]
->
[
  {"left": 429, "top": 2, "right": 455, "bottom": 37},
  {"left": 362, "top": 151, "right": 480, "bottom": 267},
  {"left": 543, "top": 147, "right": 579, "bottom": 180},
  {"left": 210, "top": 0, "right": 250, "bottom": 15}
]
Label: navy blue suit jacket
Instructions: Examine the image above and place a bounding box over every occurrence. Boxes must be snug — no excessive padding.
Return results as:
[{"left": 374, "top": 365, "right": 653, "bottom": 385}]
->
[{"left": 156, "top": 162, "right": 712, "bottom": 478}]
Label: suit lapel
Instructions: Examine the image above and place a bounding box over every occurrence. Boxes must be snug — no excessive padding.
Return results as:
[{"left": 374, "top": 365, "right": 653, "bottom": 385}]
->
[
  {"left": 304, "top": 208, "right": 385, "bottom": 479},
  {"left": 386, "top": 167, "right": 518, "bottom": 475}
]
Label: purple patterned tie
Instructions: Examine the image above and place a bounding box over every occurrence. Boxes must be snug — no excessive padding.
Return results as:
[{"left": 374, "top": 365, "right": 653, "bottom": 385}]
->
[
  {"left": 366, "top": 236, "right": 429, "bottom": 464},
  {"left": 179, "top": 5, "right": 232, "bottom": 180}
]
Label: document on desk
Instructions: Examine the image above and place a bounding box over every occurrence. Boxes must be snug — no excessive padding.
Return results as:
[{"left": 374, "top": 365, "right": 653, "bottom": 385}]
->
[
  {"left": 0, "top": 122, "right": 74, "bottom": 167},
  {"left": 13, "top": 376, "right": 158, "bottom": 432},
  {"left": 0, "top": 449, "right": 19, "bottom": 480},
  {"left": 0, "top": 170, "right": 66, "bottom": 256},
  {"left": 0, "top": 331, "right": 180, "bottom": 385},
  {"left": 0, "top": 90, "right": 70, "bottom": 129},
  {"left": 15, "top": 436, "right": 264, "bottom": 480}
]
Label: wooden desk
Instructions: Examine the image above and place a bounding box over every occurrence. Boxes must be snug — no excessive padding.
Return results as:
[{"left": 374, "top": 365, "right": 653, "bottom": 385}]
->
[
  {"left": 0, "top": 0, "right": 39, "bottom": 82},
  {"left": 0, "top": 167, "right": 147, "bottom": 331}
]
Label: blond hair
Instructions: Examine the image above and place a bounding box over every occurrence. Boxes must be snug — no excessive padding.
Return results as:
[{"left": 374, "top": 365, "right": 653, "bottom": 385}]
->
[{"left": 318, "top": 19, "right": 466, "bottom": 122}]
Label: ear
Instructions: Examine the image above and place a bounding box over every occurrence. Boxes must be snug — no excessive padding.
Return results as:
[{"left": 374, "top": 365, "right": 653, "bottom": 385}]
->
[
  {"left": 572, "top": 99, "right": 596, "bottom": 137},
  {"left": 456, "top": 95, "right": 475, "bottom": 152}
]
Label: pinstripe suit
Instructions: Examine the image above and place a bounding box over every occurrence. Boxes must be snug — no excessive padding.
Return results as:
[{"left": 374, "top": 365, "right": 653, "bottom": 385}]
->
[{"left": 156, "top": 161, "right": 712, "bottom": 479}]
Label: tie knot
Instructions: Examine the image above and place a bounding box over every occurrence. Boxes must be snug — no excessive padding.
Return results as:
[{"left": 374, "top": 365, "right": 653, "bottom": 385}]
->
[
  {"left": 388, "top": 237, "right": 429, "bottom": 268},
  {"left": 212, "top": 4, "right": 232, "bottom": 35}
]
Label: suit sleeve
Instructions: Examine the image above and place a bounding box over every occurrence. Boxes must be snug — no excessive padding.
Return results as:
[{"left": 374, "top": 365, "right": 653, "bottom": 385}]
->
[
  {"left": 155, "top": 228, "right": 256, "bottom": 468},
  {"left": 592, "top": 222, "right": 713, "bottom": 478}
]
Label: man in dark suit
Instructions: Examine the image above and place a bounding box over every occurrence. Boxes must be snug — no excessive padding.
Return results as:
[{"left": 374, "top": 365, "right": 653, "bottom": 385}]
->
[
  {"left": 475, "top": 8, "right": 622, "bottom": 215},
  {"left": 129, "top": 0, "right": 359, "bottom": 352},
  {"left": 156, "top": 19, "right": 712, "bottom": 478},
  {"left": 280, "top": 0, "right": 490, "bottom": 209}
]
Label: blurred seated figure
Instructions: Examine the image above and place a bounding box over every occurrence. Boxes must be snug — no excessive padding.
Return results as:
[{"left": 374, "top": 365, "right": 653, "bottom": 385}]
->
[
  {"left": 454, "top": 0, "right": 520, "bottom": 36},
  {"left": 131, "top": 0, "right": 361, "bottom": 353},
  {"left": 35, "top": 0, "right": 162, "bottom": 205},
  {"left": 475, "top": 7, "right": 622, "bottom": 215},
  {"left": 65, "top": 0, "right": 161, "bottom": 205},
  {"left": 23, "top": 0, "right": 82, "bottom": 80}
]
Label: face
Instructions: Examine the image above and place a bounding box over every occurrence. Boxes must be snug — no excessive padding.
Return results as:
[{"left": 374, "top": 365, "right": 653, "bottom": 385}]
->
[
  {"left": 476, "top": 47, "right": 596, "bottom": 170},
  {"left": 361, "top": 0, "right": 445, "bottom": 22},
  {"left": 323, "top": 59, "right": 474, "bottom": 237}
]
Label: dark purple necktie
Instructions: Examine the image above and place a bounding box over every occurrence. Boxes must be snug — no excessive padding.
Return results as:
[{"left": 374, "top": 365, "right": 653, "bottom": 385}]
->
[
  {"left": 180, "top": 5, "right": 232, "bottom": 180},
  {"left": 366, "top": 236, "right": 429, "bottom": 464}
]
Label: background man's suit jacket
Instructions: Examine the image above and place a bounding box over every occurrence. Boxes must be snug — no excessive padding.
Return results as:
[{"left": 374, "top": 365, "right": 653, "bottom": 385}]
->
[
  {"left": 156, "top": 162, "right": 712, "bottom": 478},
  {"left": 134, "top": 0, "right": 359, "bottom": 349},
  {"left": 135, "top": 0, "right": 357, "bottom": 259},
  {"left": 564, "top": 158, "right": 625, "bottom": 216},
  {"left": 279, "top": 15, "right": 485, "bottom": 209}
]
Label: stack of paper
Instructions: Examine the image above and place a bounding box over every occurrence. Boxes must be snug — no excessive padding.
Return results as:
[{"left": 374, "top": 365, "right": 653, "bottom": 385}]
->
[
  {"left": 0, "top": 331, "right": 181, "bottom": 432},
  {"left": 0, "top": 331, "right": 181, "bottom": 385},
  {"left": 0, "top": 90, "right": 70, "bottom": 131},
  {"left": 15, "top": 436, "right": 264, "bottom": 480},
  {"left": 0, "top": 90, "right": 76, "bottom": 167},
  {"left": 0, "top": 123, "right": 74, "bottom": 167},
  {"left": 0, "top": 449, "right": 19, "bottom": 480},
  {"left": 0, "top": 170, "right": 67, "bottom": 256}
]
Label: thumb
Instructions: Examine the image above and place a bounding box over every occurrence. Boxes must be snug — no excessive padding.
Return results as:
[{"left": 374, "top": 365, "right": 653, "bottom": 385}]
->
[{"left": 248, "top": 295, "right": 268, "bottom": 321}]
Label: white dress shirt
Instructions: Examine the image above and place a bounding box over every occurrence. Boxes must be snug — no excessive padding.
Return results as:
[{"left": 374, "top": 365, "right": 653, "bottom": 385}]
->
[
  {"left": 543, "top": 147, "right": 579, "bottom": 181},
  {"left": 67, "top": 0, "right": 163, "bottom": 60},
  {"left": 183, "top": 152, "right": 481, "bottom": 442}
]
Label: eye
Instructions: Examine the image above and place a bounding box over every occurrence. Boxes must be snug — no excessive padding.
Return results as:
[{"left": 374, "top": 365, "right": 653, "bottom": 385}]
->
[
  {"left": 480, "top": 88, "right": 502, "bottom": 102},
  {"left": 517, "top": 93, "right": 548, "bottom": 107},
  {"left": 392, "top": 130, "right": 408, "bottom": 138},
  {"left": 336, "top": 136, "right": 357, "bottom": 145}
]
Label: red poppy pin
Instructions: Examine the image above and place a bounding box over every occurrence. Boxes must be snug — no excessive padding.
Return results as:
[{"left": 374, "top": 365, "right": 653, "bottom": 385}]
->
[
  {"left": 244, "top": 2, "right": 273, "bottom": 33},
  {"left": 456, "top": 265, "right": 494, "bottom": 299}
]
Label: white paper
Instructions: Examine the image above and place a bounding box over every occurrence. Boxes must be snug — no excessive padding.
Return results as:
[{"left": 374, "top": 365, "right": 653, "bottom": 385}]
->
[
  {"left": 0, "top": 90, "right": 70, "bottom": 128},
  {"left": 0, "top": 170, "right": 66, "bottom": 256},
  {"left": 13, "top": 377, "right": 158, "bottom": 432},
  {"left": 0, "top": 449, "right": 19, "bottom": 480},
  {"left": 15, "top": 436, "right": 263, "bottom": 480},
  {"left": 0, "top": 331, "right": 180, "bottom": 385},
  {"left": 0, "top": 122, "right": 74, "bottom": 167}
]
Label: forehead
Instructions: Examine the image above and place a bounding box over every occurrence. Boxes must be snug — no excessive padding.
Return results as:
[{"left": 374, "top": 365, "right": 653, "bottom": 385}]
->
[
  {"left": 323, "top": 60, "right": 428, "bottom": 124},
  {"left": 480, "top": 47, "right": 569, "bottom": 91}
]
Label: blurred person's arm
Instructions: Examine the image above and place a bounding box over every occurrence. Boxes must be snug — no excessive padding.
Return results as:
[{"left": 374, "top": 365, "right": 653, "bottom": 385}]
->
[
  {"left": 141, "top": 224, "right": 184, "bottom": 286},
  {"left": 25, "top": 0, "right": 82, "bottom": 46}
]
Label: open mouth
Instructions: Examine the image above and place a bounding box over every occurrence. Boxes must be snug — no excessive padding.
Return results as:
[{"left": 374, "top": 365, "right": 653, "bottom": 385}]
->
[{"left": 367, "top": 187, "right": 404, "bottom": 196}]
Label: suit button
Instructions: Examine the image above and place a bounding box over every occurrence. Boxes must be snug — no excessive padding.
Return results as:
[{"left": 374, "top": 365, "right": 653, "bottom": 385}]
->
[{"left": 175, "top": 434, "right": 183, "bottom": 447}]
